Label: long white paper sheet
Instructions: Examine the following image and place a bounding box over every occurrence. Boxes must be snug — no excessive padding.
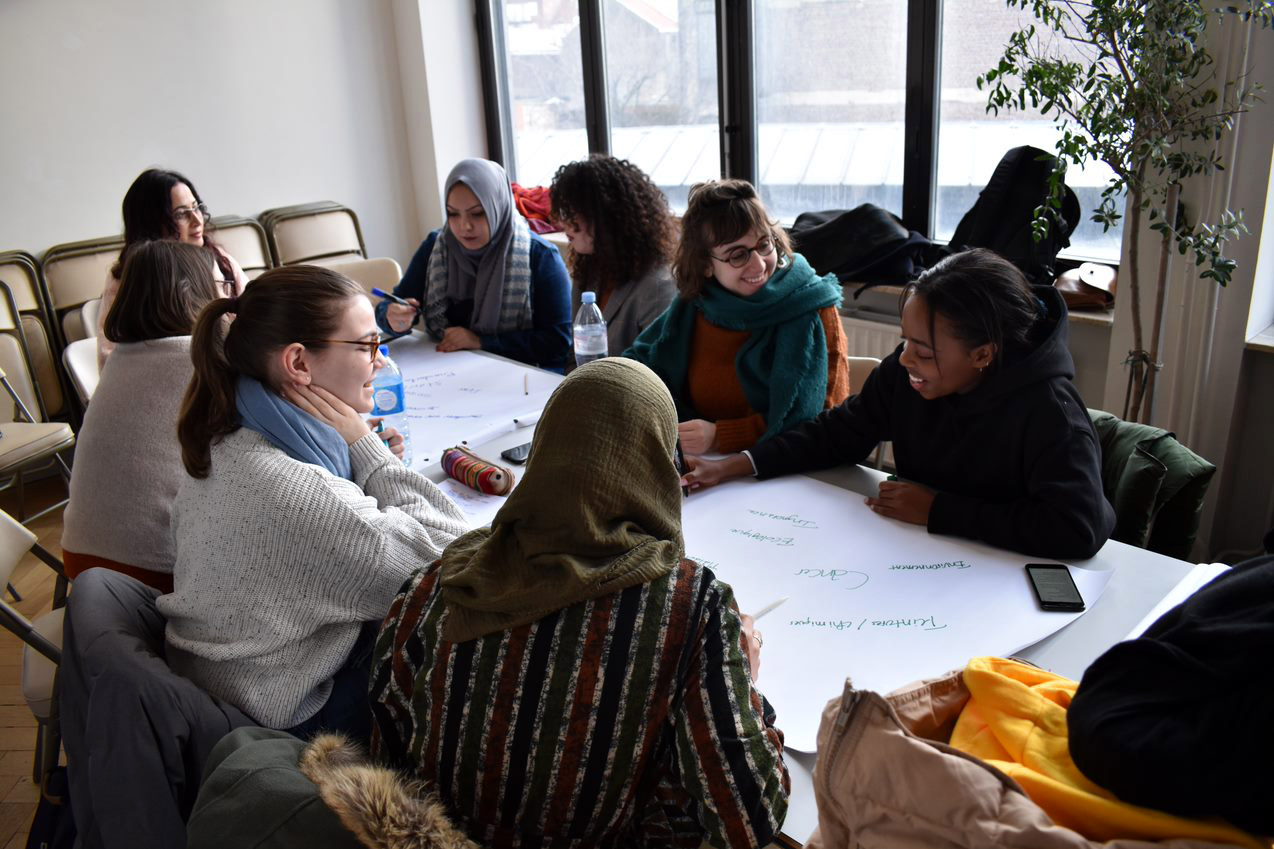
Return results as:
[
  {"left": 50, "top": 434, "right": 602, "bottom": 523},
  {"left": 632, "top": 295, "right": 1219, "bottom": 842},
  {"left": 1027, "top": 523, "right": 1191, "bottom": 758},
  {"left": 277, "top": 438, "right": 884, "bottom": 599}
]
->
[
  {"left": 681, "top": 476, "right": 1113, "bottom": 751},
  {"left": 436, "top": 477, "right": 512, "bottom": 529},
  {"left": 1124, "top": 562, "right": 1229, "bottom": 639},
  {"left": 388, "top": 342, "right": 562, "bottom": 471}
]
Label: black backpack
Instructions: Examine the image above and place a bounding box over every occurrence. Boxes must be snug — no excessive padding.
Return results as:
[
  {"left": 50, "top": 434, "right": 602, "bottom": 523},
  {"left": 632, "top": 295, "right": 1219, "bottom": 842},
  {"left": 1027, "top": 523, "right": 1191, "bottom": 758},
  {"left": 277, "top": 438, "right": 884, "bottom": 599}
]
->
[{"left": 949, "top": 145, "right": 1081, "bottom": 286}]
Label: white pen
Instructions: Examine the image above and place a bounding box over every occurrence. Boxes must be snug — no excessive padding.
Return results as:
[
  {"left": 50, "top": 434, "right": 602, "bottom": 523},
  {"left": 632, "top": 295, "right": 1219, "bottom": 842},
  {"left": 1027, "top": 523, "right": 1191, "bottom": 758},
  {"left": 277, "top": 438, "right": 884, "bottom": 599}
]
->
[
  {"left": 513, "top": 411, "right": 542, "bottom": 428},
  {"left": 750, "top": 597, "right": 789, "bottom": 621}
]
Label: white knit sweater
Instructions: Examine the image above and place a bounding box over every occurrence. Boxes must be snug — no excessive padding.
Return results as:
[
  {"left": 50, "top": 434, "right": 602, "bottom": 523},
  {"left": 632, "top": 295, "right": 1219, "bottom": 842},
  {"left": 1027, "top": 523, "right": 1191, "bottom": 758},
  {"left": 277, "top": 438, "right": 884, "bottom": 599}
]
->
[
  {"left": 62, "top": 336, "right": 193, "bottom": 573},
  {"left": 158, "top": 427, "right": 468, "bottom": 728}
]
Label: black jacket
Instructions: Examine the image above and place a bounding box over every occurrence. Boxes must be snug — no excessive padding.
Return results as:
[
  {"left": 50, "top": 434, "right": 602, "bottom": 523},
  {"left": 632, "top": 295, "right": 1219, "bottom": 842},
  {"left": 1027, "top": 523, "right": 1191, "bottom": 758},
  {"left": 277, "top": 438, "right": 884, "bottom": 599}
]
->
[
  {"left": 749, "top": 287, "right": 1114, "bottom": 559},
  {"left": 1068, "top": 555, "right": 1274, "bottom": 835}
]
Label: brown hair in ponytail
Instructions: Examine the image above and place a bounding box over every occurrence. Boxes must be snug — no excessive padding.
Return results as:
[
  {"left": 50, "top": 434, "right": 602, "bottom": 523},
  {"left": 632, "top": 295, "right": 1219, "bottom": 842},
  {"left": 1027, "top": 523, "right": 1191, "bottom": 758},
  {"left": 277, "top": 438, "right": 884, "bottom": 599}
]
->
[{"left": 178, "top": 265, "right": 364, "bottom": 478}]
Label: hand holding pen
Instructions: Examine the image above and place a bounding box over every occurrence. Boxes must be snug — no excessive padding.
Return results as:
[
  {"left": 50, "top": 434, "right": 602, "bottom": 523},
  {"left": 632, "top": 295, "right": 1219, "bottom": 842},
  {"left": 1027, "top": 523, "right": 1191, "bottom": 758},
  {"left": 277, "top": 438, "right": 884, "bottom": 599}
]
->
[
  {"left": 738, "top": 599, "right": 787, "bottom": 683},
  {"left": 372, "top": 288, "right": 421, "bottom": 334}
]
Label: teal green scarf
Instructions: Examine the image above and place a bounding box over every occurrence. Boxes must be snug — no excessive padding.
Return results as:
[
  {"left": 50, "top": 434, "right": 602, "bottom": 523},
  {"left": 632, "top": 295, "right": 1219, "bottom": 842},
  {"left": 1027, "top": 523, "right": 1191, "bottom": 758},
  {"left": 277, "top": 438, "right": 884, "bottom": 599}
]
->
[{"left": 623, "top": 253, "right": 842, "bottom": 443}]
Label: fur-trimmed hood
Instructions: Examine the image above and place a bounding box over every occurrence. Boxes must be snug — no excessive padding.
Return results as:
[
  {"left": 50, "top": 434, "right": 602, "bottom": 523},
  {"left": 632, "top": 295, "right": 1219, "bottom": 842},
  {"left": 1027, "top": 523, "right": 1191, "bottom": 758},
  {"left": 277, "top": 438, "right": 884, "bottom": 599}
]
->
[{"left": 299, "top": 734, "right": 478, "bottom": 849}]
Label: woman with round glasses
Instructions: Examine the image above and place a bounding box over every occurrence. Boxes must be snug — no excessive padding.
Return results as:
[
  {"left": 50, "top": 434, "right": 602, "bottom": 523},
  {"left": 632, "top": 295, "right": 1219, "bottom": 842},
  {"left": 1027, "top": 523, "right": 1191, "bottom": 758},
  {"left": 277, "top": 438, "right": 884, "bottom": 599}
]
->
[
  {"left": 160, "top": 266, "right": 467, "bottom": 740},
  {"left": 97, "top": 168, "right": 247, "bottom": 368},
  {"left": 624, "top": 178, "right": 849, "bottom": 454}
]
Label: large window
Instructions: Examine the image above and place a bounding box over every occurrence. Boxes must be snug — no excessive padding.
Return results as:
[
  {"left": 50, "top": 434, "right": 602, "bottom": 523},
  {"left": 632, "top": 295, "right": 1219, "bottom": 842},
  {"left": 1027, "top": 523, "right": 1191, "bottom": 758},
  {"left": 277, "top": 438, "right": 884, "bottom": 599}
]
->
[
  {"left": 497, "top": 0, "right": 590, "bottom": 187},
  {"left": 480, "top": 0, "right": 1124, "bottom": 260},
  {"left": 755, "top": 0, "right": 907, "bottom": 221},
  {"left": 936, "top": 1, "right": 1123, "bottom": 261},
  {"left": 602, "top": 0, "right": 720, "bottom": 210}
]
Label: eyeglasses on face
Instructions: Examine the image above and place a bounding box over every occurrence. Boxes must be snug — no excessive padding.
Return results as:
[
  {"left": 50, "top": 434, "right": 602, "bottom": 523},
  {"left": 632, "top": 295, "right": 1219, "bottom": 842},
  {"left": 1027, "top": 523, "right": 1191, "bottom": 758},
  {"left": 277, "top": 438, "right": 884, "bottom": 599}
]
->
[
  {"left": 711, "top": 234, "right": 777, "bottom": 268},
  {"left": 306, "top": 335, "right": 384, "bottom": 362},
  {"left": 172, "top": 202, "right": 212, "bottom": 224}
]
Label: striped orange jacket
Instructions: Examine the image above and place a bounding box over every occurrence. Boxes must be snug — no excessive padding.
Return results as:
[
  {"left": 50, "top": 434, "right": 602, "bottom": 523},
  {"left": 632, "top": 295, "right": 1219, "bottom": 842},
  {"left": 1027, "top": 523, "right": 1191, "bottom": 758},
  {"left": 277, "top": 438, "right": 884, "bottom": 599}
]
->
[{"left": 370, "top": 559, "right": 789, "bottom": 849}]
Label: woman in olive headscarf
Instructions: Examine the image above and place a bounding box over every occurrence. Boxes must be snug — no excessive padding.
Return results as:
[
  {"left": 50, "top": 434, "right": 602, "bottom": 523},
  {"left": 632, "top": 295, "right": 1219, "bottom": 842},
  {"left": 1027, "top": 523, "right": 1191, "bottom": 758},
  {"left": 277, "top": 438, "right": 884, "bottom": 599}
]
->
[
  {"left": 376, "top": 158, "right": 573, "bottom": 371},
  {"left": 370, "top": 358, "right": 789, "bottom": 849}
]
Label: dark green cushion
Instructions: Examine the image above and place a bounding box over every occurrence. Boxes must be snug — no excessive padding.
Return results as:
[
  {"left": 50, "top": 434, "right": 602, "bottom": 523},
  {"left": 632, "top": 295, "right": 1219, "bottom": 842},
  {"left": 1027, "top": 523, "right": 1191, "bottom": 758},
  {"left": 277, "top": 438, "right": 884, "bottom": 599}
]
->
[
  {"left": 1088, "top": 409, "right": 1216, "bottom": 559},
  {"left": 187, "top": 727, "right": 364, "bottom": 849}
]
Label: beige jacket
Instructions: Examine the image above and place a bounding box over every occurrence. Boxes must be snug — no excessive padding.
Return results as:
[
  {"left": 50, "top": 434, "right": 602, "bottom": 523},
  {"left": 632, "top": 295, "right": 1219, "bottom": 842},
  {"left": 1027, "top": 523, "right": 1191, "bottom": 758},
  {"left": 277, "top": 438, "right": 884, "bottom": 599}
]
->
[{"left": 805, "top": 670, "right": 1250, "bottom": 849}]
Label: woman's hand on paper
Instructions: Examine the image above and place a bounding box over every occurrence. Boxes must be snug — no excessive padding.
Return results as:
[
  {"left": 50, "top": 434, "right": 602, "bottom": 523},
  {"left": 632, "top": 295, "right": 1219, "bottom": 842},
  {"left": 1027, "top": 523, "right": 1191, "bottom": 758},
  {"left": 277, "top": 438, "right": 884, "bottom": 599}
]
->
[
  {"left": 385, "top": 299, "right": 420, "bottom": 333},
  {"left": 677, "top": 419, "right": 717, "bottom": 455},
  {"left": 866, "top": 480, "right": 935, "bottom": 525},
  {"left": 437, "top": 326, "right": 481, "bottom": 352},
  {"left": 740, "top": 613, "right": 762, "bottom": 681},
  {"left": 284, "top": 383, "right": 371, "bottom": 446},
  {"left": 680, "top": 453, "right": 753, "bottom": 492},
  {"left": 368, "top": 418, "right": 405, "bottom": 460}
]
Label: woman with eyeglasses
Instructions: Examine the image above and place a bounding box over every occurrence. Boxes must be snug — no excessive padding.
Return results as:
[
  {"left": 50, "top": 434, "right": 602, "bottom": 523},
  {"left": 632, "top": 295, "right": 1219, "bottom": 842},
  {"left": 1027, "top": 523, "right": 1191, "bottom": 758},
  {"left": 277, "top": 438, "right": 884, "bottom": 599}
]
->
[
  {"left": 160, "top": 266, "right": 467, "bottom": 740},
  {"left": 376, "top": 158, "right": 572, "bottom": 372},
  {"left": 624, "top": 179, "right": 849, "bottom": 454},
  {"left": 549, "top": 155, "right": 677, "bottom": 354},
  {"left": 97, "top": 168, "right": 247, "bottom": 368}
]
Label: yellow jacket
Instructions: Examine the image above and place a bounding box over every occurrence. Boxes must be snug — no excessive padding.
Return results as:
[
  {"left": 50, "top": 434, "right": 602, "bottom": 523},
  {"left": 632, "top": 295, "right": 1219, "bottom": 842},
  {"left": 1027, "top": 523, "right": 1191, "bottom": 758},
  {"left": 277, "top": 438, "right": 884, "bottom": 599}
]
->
[{"left": 949, "top": 657, "right": 1262, "bottom": 848}]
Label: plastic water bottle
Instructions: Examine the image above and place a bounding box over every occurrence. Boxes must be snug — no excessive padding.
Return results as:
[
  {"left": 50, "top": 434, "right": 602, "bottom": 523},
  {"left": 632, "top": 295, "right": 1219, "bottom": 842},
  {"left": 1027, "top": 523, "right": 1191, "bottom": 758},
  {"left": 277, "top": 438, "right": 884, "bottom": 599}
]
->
[
  {"left": 573, "top": 291, "right": 608, "bottom": 367},
  {"left": 371, "top": 345, "right": 412, "bottom": 467}
]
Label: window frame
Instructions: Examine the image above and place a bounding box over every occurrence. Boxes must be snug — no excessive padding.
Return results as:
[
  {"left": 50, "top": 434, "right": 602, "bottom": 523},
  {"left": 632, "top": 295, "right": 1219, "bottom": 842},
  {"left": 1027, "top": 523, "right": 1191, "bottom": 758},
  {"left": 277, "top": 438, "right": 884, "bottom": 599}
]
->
[{"left": 476, "top": 0, "right": 972, "bottom": 240}]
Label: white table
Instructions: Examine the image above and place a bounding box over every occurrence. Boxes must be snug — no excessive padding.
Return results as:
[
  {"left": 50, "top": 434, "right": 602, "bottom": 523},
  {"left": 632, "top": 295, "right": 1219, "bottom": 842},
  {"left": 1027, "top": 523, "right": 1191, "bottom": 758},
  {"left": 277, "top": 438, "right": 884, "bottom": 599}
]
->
[
  {"left": 773, "top": 463, "right": 1195, "bottom": 846},
  {"left": 393, "top": 342, "right": 1196, "bottom": 846}
]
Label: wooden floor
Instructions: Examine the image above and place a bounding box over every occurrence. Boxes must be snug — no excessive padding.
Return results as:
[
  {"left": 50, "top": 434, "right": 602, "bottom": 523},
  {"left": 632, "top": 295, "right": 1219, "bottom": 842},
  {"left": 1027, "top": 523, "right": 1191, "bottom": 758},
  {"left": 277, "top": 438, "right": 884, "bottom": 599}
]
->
[{"left": 0, "top": 476, "right": 68, "bottom": 847}]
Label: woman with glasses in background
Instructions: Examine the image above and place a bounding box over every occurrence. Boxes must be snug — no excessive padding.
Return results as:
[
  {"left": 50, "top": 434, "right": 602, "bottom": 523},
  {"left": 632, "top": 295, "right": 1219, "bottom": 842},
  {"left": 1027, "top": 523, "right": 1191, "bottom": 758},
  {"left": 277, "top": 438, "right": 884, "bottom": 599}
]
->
[
  {"left": 97, "top": 168, "right": 247, "bottom": 368},
  {"left": 160, "top": 266, "right": 467, "bottom": 740},
  {"left": 624, "top": 179, "right": 849, "bottom": 455}
]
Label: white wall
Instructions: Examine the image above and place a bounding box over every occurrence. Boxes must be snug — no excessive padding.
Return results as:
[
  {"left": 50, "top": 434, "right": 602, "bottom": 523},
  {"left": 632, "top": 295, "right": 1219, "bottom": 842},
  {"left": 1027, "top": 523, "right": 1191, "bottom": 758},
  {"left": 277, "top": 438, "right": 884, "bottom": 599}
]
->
[
  {"left": 0, "top": 0, "right": 466, "bottom": 266},
  {"left": 393, "top": 0, "right": 490, "bottom": 238}
]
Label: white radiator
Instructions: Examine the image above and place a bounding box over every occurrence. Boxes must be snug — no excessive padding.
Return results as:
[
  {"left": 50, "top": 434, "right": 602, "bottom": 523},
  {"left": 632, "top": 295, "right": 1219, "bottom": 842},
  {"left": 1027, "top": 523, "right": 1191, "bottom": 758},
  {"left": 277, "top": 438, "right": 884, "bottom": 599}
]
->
[
  {"left": 840, "top": 316, "right": 901, "bottom": 359},
  {"left": 837, "top": 313, "right": 898, "bottom": 471},
  {"left": 840, "top": 315, "right": 901, "bottom": 360}
]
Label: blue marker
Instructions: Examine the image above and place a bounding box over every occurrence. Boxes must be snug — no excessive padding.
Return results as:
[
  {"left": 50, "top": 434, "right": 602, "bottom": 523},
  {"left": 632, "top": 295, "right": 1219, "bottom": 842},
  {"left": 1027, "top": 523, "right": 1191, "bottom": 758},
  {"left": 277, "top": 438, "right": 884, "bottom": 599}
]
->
[{"left": 371, "top": 288, "right": 419, "bottom": 310}]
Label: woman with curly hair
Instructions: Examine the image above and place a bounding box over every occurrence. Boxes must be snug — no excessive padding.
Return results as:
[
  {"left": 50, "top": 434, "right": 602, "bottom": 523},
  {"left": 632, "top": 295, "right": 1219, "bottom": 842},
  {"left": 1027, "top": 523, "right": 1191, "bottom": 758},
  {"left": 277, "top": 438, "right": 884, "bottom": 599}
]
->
[{"left": 550, "top": 155, "right": 677, "bottom": 354}]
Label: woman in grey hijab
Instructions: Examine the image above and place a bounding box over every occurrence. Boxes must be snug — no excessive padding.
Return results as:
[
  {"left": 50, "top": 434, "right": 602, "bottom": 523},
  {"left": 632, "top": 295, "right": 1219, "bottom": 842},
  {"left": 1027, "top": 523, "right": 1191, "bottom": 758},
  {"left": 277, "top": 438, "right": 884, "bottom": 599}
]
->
[{"left": 376, "top": 158, "right": 573, "bottom": 372}]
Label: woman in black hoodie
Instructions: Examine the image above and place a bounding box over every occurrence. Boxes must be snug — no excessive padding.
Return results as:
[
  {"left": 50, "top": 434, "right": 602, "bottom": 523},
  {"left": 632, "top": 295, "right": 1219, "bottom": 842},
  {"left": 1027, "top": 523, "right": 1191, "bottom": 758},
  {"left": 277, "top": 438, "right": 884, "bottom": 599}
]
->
[{"left": 682, "top": 248, "right": 1115, "bottom": 560}]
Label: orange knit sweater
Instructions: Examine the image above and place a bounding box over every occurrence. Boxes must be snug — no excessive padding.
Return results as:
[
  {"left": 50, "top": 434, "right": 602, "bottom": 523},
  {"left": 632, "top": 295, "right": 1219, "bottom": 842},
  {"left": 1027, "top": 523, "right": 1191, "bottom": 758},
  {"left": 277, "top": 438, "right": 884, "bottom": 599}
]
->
[{"left": 685, "top": 305, "right": 850, "bottom": 452}]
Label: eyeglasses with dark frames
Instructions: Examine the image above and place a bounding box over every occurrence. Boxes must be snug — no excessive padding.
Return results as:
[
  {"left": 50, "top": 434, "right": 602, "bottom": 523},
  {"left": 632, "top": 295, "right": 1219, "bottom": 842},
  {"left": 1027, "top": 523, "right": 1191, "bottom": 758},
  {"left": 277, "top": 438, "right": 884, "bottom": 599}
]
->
[
  {"left": 711, "top": 234, "right": 777, "bottom": 269},
  {"left": 305, "top": 335, "right": 384, "bottom": 363}
]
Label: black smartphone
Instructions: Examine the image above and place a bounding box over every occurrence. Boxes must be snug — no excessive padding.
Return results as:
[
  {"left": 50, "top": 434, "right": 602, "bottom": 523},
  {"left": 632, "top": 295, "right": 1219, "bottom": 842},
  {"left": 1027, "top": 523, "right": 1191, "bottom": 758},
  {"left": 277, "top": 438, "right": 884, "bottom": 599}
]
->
[
  {"left": 500, "top": 442, "right": 532, "bottom": 464},
  {"left": 1026, "top": 563, "right": 1085, "bottom": 612}
]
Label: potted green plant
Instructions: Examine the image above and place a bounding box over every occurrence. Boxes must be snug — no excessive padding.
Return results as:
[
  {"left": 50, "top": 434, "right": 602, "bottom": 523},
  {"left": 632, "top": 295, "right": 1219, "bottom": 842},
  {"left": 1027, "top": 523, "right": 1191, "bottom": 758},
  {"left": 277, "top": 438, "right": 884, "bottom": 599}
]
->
[{"left": 977, "top": 1, "right": 1271, "bottom": 422}]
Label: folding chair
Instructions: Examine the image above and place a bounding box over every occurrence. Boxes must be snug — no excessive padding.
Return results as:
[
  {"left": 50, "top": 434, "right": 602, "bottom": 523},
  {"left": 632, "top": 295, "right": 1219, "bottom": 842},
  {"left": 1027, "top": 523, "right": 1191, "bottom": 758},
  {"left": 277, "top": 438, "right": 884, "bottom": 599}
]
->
[
  {"left": 0, "top": 507, "right": 69, "bottom": 785},
  {"left": 0, "top": 253, "right": 73, "bottom": 423},
  {"left": 0, "top": 364, "right": 74, "bottom": 524},
  {"left": 79, "top": 297, "right": 101, "bottom": 339},
  {"left": 846, "top": 355, "right": 891, "bottom": 470},
  {"left": 209, "top": 214, "right": 273, "bottom": 280},
  {"left": 39, "top": 236, "right": 123, "bottom": 348},
  {"left": 259, "top": 201, "right": 366, "bottom": 267},
  {"left": 62, "top": 338, "right": 99, "bottom": 404},
  {"left": 324, "top": 256, "right": 402, "bottom": 298},
  {"left": 0, "top": 273, "right": 76, "bottom": 524}
]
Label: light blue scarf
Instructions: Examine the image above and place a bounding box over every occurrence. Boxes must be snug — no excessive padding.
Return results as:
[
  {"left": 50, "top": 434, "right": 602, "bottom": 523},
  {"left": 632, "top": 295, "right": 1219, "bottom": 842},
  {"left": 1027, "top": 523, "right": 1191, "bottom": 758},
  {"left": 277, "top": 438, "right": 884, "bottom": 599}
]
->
[{"left": 235, "top": 376, "right": 353, "bottom": 480}]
